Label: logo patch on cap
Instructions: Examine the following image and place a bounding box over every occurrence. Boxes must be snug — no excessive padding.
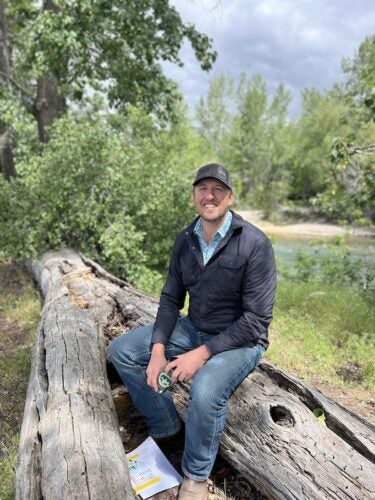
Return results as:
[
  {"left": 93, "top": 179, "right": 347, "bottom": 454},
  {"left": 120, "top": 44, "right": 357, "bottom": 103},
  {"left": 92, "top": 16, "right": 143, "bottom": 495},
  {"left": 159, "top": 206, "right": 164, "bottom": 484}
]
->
[{"left": 217, "top": 166, "right": 227, "bottom": 181}]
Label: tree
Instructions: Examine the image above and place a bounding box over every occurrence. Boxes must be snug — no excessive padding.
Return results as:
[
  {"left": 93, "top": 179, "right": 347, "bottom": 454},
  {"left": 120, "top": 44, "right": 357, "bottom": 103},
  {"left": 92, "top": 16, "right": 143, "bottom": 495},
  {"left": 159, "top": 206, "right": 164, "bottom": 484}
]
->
[
  {"left": 195, "top": 73, "right": 235, "bottom": 160},
  {"left": 226, "top": 73, "right": 269, "bottom": 198},
  {"left": 342, "top": 35, "right": 375, "bottom": 121},
  {"left": 288, "top": 87, "right": 351, "bottom": 202},
  {"left": 256, "top": 83, "right": 293, "bottom": 216},
  {"left": 0, "top": 0, "right": 17, "bottom": 179},
  {"left": 310, "top": 36, "right": 375, "bottom": 223},
  {"left": 221, "top": 74, "right": 292, "bottom": 213},
  {"left": 313, "top": 129, "right": 375, "bottom": 223},
  {"left": 0, "top": 108, "right": 211, "bottom": 293},
  {"left": 1, "top": 0, "right": 216, "bottom": 177}
]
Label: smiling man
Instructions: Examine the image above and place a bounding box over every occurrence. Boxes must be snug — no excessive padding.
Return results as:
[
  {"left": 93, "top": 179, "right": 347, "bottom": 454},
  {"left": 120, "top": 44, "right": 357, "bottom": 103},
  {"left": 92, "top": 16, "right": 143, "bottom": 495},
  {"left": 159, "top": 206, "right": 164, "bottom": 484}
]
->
[{"left": 109, "top": 163, "right": 277, "bottom": 499}]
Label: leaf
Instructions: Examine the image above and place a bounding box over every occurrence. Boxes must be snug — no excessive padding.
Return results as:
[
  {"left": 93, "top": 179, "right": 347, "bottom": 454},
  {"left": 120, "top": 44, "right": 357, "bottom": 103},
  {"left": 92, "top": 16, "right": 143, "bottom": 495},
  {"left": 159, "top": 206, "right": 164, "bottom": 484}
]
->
[{"left": 312, "top": 408, "right": 326, "bottom": 425}]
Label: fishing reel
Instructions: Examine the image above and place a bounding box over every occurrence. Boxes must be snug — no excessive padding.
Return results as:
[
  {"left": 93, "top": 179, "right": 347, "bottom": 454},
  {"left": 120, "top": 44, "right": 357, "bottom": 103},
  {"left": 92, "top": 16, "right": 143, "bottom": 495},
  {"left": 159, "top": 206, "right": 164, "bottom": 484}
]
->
[{"left": 157, "top": 370, "right": 174, "bottom": 393}]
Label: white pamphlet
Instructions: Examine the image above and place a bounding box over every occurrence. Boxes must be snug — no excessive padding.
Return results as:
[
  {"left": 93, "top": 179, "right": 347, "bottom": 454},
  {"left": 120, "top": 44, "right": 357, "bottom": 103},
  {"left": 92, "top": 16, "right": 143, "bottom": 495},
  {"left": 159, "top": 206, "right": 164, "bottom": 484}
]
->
[{"left": 126, "top": 436, "right": 183, "bottom": 499}]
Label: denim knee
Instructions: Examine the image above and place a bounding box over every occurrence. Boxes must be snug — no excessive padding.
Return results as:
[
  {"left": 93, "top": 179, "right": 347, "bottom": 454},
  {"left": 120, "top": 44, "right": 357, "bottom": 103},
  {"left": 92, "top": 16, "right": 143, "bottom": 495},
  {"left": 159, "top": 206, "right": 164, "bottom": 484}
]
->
[
  {"left": 107, "top": 334, "right": 132, "bottom": 369},
  {"left": 189, "top": 379, "right": 223, "bottom": 412},
  {"left": 107, "top": 335, "right": 121, "bottom": 363}
]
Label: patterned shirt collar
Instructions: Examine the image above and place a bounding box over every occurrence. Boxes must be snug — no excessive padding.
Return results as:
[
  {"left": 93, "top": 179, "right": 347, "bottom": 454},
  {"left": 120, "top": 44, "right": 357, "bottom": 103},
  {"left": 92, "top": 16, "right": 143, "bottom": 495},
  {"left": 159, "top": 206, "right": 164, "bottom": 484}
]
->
[{"left": 193, "top": 211, "right": 233, "bottom": 265}]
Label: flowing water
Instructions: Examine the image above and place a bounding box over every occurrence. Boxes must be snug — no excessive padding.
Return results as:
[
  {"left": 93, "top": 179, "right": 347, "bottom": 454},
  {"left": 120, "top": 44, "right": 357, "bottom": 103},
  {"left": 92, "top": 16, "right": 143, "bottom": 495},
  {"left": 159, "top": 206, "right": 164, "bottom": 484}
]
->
[{"left": 272, "top": 235, "right": 375, "bottom": 268}]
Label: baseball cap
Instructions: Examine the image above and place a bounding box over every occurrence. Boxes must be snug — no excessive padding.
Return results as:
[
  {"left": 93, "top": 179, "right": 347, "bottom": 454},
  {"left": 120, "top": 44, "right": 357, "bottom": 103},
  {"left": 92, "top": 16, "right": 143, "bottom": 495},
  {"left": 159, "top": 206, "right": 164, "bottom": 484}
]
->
[{"left": 193, "top": 163, "right": 233, "bottom": 189}]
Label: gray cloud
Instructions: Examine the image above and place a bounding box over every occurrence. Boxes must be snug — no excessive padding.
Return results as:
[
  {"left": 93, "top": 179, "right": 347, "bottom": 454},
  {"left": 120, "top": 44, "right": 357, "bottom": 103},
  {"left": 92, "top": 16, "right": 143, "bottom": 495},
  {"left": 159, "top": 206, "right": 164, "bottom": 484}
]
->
[{"left": 164, "top": 0, "right": 375, "bottom": 114}]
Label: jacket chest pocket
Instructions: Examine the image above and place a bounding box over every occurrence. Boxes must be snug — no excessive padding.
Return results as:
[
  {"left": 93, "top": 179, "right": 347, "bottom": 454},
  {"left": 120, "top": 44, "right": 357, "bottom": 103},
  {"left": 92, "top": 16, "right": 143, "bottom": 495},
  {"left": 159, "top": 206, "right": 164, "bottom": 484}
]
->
[{"left": 215, "top": 255, "right": 247, "bottom": 290}]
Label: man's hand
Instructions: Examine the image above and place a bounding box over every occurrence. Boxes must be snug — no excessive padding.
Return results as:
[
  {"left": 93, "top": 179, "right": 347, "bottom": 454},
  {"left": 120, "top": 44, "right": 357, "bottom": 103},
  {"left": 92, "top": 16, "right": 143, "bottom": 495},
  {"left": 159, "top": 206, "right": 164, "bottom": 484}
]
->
[
  {"left": 146, "top": 343, "right": 167, "bottom": 392},
  {"left": 165, "top": 345, "right": 212, "bottom": 383}
]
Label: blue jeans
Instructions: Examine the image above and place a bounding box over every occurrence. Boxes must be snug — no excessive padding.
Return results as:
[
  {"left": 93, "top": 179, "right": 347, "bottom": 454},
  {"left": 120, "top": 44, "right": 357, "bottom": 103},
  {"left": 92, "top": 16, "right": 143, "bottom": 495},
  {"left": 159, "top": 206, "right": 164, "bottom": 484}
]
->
[{"left": 108, "top": 316, "right": 265, "bottom": 481}]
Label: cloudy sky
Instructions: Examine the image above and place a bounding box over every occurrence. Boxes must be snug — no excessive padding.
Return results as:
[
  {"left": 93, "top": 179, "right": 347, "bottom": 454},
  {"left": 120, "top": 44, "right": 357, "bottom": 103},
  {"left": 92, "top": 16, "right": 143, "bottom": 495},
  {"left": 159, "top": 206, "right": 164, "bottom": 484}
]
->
[{"left": 163, "top": 0, "right": 375, "bottom": 115}]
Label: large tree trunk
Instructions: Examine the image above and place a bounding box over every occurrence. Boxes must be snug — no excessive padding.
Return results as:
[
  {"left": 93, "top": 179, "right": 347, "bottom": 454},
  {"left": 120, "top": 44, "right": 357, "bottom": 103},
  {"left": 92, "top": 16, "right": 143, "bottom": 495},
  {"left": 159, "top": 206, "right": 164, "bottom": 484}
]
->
[
  {"left": 0, "top": 0, "right": 10, "bottom": 77},
  {"left": 17, "top": 250, "right": 375, "bottom": 499},
  {"left": 0, "top": 131, "right": 17, "bottom": 179},
  {"left": 33, "top": 1, "right": 67, "bottom": 143},
  {"left": 34, "top": 75, "right": 67, "bottom": 143},
  {"left": 0, "top": 0, "right": 17, "bottom": 179}
]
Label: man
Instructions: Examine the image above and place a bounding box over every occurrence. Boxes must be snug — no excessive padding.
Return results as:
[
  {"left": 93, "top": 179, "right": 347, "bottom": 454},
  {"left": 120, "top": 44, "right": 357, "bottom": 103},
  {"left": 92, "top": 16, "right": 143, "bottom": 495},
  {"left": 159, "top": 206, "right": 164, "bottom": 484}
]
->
[{"left": 109, "top": 163, "right": 276, "bottom": 500}]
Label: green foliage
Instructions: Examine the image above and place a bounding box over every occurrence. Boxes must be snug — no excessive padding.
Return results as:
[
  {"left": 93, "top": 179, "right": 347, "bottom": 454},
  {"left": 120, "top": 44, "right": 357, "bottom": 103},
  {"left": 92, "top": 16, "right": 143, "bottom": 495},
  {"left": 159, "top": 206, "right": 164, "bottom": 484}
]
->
[
  {"left": 196, "top": 73, "right": 293, "bottom": 215},
  {"left": 312, "top": 125, "right": 375, "bottom": 224},
  {"left": 310, "top": 36, "right": 375, "bottom": 223},
  {"left": 342, "top": 35, "right": 375, "bottom": 121},
  {"left": 278, "top": 240, "right": 374, "bottom": 290},
  {"left": 288, "top": 88, "right": 351, "bottom": 202},
  {"left": 0, "top": 431, "right": 19, "bottom": 500},
  {"left": 0, "top": 90, "right": 39, "bottom": 161},
  {"left": 268, "top": 281, "right": 375, "bottom": 389},
  {"left": 0, "top": 108, "right": 206, "bottom": 290},
  {"left": 250, "top": 83, "right": 293, "bottom": 218},
  {"left": 195, "top": 35, "right": 375, "bottom": 223},
  {"left": 6, "top": 0, "right": 216, "bottom": 121},
  {"left": 195, "top": 73, "right": 235, "bottom": 160},
  {"left": 3, "top": 1, "right": 375, "bottom": 224}
]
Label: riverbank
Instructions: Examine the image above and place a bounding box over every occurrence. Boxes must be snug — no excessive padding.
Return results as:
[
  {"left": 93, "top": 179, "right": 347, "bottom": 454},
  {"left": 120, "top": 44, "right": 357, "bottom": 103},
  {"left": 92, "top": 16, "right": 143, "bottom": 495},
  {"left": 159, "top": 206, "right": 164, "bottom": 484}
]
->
[
  {"left": 237, "top": 209, "right": 375, "bottom": 424},
  {"left": 239, "top": 210, "right": 375, "bottom": 239}
]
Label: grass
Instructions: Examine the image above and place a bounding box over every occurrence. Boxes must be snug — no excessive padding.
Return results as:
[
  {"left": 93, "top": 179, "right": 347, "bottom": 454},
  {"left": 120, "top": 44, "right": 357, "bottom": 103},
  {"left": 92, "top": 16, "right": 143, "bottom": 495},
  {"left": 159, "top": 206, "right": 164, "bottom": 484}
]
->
[
  {"left": 266, "top": 281, "right": 375, "bottom": 390},
  {"left": 0, "top": 261, "right": 40, "bottom": 500}
]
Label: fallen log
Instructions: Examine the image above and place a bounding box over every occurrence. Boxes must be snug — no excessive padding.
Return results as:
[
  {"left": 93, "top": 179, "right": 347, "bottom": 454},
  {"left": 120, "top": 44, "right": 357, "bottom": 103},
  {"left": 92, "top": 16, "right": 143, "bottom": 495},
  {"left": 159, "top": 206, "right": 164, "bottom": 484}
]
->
[
  {"left": 173, "top": 366, "right": 375, "bottom": 499},
  {"left": 16, "top": 249, "right": 157, "bottom": 500},
  {"left": 16, "top": 250, "right": 375, "bottom": 499}
]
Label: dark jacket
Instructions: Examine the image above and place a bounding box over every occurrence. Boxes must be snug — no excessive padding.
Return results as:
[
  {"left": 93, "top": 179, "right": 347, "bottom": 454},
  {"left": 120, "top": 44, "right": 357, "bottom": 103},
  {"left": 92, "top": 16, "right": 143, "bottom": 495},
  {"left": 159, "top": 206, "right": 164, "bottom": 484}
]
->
[{"left": 151, "top": 211, "right": 276, "bottom": 354}]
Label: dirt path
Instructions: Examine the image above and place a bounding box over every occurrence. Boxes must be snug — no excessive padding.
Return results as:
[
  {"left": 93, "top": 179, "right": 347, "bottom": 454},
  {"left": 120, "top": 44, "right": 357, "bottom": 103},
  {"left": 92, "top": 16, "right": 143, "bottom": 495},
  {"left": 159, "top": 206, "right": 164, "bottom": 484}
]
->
[{"left": 239, "top": 210, "right": 375, "bottom": 239}]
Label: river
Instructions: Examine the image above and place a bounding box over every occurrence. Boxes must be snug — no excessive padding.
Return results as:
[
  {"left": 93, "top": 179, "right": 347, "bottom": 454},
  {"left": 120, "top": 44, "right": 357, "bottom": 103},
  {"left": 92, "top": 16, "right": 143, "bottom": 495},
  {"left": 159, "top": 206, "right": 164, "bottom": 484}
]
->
[
  {"left": 238, "top": 210, "right": 375, "bottom": 274},
  {"left": 272, "top": 236, "right": 375, "bottom": 268}
]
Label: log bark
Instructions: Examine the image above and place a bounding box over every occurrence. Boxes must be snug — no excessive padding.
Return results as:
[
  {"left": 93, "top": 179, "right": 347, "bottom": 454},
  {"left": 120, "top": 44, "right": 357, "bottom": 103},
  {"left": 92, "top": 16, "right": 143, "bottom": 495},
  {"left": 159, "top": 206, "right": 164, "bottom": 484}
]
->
[
  {"left": 17, "top": 250, "right": 375, "bottom": 499},
  {"left": 173, "top": 367, "right": 375, "bottom": 499},
  {"left": 16, "top": 249, "right": 157, "bottom": 500}
]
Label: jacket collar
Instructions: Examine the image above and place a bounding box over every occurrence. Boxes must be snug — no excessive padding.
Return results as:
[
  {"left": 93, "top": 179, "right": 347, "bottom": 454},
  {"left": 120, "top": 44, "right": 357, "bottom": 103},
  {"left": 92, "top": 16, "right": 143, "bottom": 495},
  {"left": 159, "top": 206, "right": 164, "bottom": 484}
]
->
[{"left": 230, "top": 211, "right": 246, "bottom": 230}]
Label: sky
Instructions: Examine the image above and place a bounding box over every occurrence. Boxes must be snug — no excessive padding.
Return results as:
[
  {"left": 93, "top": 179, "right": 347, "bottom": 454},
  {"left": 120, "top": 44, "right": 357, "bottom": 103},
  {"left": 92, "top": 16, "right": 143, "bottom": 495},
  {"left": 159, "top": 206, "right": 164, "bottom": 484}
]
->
[{"left": 163, "top": 0, "right": 375, "bottom": 115}]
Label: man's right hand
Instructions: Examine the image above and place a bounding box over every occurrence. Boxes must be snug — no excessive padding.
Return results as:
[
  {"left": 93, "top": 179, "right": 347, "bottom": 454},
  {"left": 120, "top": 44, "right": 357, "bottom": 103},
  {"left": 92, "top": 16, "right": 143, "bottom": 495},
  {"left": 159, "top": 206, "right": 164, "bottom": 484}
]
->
[{"left": 146, "top": 343, "right": 167, "bottom": 392}]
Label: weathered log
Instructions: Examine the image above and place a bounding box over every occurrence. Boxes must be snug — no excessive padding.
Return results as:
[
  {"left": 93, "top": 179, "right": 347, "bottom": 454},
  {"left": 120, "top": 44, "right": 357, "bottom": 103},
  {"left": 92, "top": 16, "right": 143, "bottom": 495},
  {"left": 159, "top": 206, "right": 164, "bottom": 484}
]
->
[
  {"left": 173, "top": 366, "right": 375, "bottom": 499},
  {"left": 16, "top": 249, "right": 157, "bottom": 500},
  {"left": 17, "top": 250, "right": 375, "bottom": 500}
]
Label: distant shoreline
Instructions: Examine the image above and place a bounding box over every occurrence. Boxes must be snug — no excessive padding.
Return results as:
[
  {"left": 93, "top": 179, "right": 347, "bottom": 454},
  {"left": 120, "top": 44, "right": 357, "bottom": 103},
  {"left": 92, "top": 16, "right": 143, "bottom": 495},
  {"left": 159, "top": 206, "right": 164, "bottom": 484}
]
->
[{"left": 238, "top": 210, "right": 375, "bottom": 240}]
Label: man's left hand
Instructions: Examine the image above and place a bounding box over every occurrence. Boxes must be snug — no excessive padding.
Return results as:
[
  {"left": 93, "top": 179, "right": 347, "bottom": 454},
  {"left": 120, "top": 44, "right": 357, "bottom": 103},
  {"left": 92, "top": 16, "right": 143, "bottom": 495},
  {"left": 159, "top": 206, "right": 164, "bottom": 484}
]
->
[{"left": 165, "top": 345, "right": 212, "bottom": 383}]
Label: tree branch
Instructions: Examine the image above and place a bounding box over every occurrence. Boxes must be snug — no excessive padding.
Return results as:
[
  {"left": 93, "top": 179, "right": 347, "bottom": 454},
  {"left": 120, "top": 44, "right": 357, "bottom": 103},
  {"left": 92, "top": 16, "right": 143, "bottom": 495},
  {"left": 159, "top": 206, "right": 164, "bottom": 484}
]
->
[
  {"left": 0, "top": 71, "right": 34, "bottom": 105},
  {"left": 345, "top": 144, "right": 375, "bottom": 155}
]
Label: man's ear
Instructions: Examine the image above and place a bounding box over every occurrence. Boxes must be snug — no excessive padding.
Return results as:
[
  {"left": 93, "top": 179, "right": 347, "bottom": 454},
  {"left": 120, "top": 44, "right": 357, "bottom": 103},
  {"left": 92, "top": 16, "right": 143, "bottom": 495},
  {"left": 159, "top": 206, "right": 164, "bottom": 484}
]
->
[{"left": 192, "top": 188, "right": 197, "bottom": 205}]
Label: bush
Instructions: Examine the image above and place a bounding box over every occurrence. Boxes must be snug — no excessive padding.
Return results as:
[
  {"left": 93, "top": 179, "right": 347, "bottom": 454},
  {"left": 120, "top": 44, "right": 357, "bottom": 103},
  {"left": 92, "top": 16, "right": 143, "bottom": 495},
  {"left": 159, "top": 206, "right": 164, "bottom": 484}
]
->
[
  {"left": 278, "top": 241, "right": 374, "bottom": 290},
  {"left": 0, "top": 109, "right": 208, "bottom": 291}
]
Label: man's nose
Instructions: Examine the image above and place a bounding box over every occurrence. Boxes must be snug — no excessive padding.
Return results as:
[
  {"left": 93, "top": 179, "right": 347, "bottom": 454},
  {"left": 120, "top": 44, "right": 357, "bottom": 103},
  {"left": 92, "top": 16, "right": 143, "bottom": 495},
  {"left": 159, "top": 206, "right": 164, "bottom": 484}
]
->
[{"left": 205, "top": 191, "right": 215, "bottom": 199}]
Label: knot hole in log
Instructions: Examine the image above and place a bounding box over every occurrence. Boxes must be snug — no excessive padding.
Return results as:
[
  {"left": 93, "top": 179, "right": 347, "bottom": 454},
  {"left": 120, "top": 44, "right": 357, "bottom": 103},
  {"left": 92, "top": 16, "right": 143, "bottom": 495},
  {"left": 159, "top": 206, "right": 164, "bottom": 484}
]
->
[{"left": 270, "top": 405, "right": 295, "bottom": 427}]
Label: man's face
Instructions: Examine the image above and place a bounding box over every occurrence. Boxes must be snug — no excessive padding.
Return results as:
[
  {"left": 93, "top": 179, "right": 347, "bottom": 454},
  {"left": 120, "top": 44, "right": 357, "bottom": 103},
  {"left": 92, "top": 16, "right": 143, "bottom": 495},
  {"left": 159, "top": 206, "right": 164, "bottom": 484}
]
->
[{"left": 193, "top": 178, "right": 234, "bottom": 223}]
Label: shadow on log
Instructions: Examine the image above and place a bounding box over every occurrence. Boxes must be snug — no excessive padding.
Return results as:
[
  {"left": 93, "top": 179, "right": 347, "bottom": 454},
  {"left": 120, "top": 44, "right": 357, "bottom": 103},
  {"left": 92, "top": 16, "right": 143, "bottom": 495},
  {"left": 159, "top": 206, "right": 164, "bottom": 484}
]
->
[{"left": 16, "top": 250, "right": 375, "bottom": 499}]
